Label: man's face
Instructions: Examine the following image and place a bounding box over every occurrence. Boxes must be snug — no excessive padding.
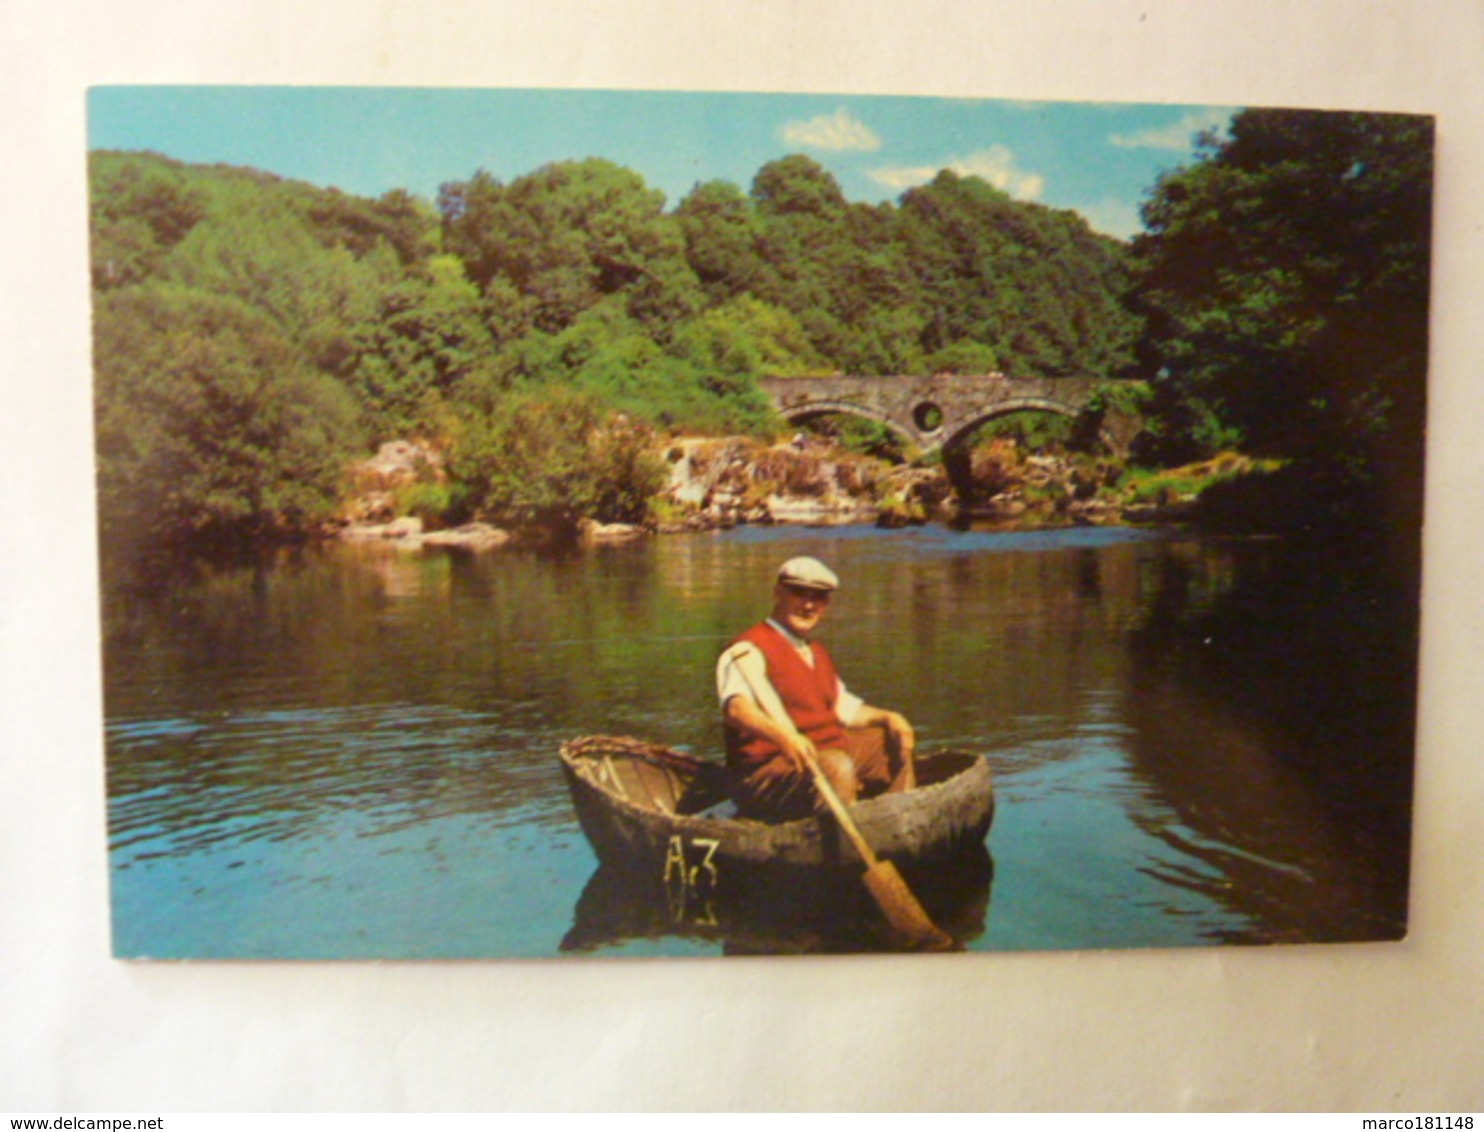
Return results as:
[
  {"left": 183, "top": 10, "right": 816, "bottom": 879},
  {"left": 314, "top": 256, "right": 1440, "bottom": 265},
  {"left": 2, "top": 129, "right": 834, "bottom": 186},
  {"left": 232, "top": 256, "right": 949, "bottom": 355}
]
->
[{"left": 773, "top": 582, "right": 832, "bottom": 639}]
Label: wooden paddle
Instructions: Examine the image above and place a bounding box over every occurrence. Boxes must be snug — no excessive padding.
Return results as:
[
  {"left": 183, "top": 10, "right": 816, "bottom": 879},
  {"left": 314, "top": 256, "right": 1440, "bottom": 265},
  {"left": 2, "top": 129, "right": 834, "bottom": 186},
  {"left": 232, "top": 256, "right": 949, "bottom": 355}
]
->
[
  {"left": 798, "top": 748, "right": 954, "bottom": 951},
  {"left": 727, "top": 648, "right": 953, "bottom": 951}
]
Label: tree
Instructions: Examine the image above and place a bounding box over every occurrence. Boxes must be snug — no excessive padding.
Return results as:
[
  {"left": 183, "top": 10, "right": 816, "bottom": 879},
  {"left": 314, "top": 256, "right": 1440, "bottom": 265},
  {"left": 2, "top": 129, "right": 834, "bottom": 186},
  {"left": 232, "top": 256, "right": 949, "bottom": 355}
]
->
[
  {"left": 897, "top": 171, "right": 1139, "bottom": 379},
  {"left": 746, "top": 157, "right": 854, "bottom": 357},
  {"left": 93, "top": 285, "right": 363, "bottom": 548},
  {"left": 673, "top": 295, "right": 825, "bottom": 380},
  {"left": 675, "top": 179, "right": 771, "bottom": 302},
  {"left": 89, "top": 153, "right": 208, "bottom": 288},
  {"left": 439, "top": 159, "right": 702, "bottom": 334},
  {"left": 306, "top": 187, "right": 438, "bottom": 265},
  {"left": 501, "top": 297, "right": 780, "bottom": 437},
  {"left": 446, "top": 385, "right": 666, "bottom": 532},
  {"left": 1133, "top": 109, "right": 1433, "bottom": 470},
  {"left": 751, "top": 154, "right": 849, "bottom": 220},
  {"left": 1130, "top": 108, "right": 1433, "bottom": 565},
  {"left": 339, "top": 255, "right": 501, "bottom": 435}
]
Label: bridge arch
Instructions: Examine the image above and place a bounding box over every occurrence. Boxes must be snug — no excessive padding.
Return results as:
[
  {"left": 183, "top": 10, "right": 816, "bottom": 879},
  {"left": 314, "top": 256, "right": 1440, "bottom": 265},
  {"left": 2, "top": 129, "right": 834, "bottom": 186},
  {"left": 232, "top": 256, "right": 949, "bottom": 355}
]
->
[
  {"left": 757, "top": 373, "right": 1140, "bottom": 458},
  {"left": 940, "top": 398, "right": 1115, "bottom": 455},
  {"left": 776, "top": 400, "right": 922, "bottom": 450}
]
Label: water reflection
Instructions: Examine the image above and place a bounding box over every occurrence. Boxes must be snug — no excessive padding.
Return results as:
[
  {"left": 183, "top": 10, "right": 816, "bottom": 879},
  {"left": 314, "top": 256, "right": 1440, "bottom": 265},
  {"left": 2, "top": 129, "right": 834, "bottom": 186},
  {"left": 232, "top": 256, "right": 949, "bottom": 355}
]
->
[
  {"left": 101, "top": 524, "right": 1415, "bottom": 957},
  {"left": 1121, "top": 539, "right": 1414, "bottom": 942},
  {"left": 562, "top": 849, "right": 994, "bottom": 956}
]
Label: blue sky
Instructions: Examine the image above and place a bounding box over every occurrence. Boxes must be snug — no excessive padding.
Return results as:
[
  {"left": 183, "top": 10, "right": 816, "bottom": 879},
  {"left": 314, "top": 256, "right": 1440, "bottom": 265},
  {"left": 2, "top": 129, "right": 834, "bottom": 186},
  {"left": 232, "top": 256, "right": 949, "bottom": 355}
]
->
[{"left": 88, "top": 87, "right": 1236, "bottom": 239}]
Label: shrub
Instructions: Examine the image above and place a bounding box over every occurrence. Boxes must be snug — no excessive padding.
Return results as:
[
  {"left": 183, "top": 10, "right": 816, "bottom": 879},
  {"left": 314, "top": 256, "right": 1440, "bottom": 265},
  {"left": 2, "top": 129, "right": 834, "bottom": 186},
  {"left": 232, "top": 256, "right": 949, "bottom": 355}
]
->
[
  {"left": 969, "top": 437, "right": 1025, "bottom": 497},
  {"left": 394, "top": 481, "right": 455, "bottom": 528},
  {"left": 833, "top": 455, "right": 886, "bottom": 499},
  {"left": 93, "top": 285, "right": 363, "bottom": 550},
  {"left": 647, "top": 496, "right": 697, "bottom": 527},
  {"left": 750, "top": 448, "right": 829, "bottom": 497},
  {"left": 446, "top": 385, "right": 666, "bottom": 534},
  {"left": 1118, "top": 453, "right": 1281, "bottom": 506}
]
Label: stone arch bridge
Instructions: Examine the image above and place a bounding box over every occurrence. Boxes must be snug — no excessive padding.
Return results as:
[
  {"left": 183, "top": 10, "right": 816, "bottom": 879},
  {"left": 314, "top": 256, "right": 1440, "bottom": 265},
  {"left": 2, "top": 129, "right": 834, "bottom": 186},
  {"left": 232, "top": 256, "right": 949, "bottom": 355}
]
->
[{"left": 758, "top": 373, "right": 1141, "bottom": 457}]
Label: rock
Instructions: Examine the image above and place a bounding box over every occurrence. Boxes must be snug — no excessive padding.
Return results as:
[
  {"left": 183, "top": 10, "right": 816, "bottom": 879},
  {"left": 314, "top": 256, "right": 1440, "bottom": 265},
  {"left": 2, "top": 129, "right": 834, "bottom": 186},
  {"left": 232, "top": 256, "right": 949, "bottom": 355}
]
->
[
  {"left": 988, "top": 494, "right": 1028, "bottom": 517},
  {"left": 354, "top": 440, "right": 444, "bottom": 492},
  {"left": 340, "top": 523, "right": 392, "bottom": 541},
  {"left": 341, "top": 439, "right": 447, "bottom": 529},
  {"left": 577, "top": 518, "right": 648, "bottom": 543},
  {"left": 347, "top": 491, "right": 396, "bottom": 524},
  {"left": 423, "top": 523, "right": 512, "bottom": 550},
  {"left": 338, "top": 515, "right": 424, "bottom": 543},
  {"left": 385, "top": 516, "right": 424, "bottom": 540},
  {"left": 1122, "top": 501, "right": 1199, "bottom": 524}
]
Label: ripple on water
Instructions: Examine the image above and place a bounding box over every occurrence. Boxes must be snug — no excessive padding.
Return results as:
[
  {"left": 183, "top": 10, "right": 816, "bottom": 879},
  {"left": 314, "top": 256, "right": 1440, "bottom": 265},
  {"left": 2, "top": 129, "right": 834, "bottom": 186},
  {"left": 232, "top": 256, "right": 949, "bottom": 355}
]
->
[{"left": 103, "top": 527, "right": 1414, "bottom": 956}]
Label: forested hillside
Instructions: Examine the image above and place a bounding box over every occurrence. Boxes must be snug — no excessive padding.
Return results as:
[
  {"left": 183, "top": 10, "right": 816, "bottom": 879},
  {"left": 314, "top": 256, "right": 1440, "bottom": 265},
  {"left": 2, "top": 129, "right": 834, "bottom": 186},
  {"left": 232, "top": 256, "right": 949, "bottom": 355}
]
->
[
  {"left": 89, "top": 148, "right": 1140, "bottom": 549},
  {"left": 89, "top": 107, "right": 1433, "bottom": 555},
  {"left": 1130, "top": 108, "right": 1432, "bottom": 552}
]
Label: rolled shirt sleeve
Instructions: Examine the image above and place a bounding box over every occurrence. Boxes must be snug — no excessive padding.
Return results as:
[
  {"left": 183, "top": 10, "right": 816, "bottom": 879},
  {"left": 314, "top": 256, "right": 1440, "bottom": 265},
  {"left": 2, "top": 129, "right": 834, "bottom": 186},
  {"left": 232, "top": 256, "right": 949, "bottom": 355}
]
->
[
  {"left": 834, "top": 685, "right": 865, "bottom": 728},
  {"left": 717, "top": 641, "right": 766, "bottom": 708}
]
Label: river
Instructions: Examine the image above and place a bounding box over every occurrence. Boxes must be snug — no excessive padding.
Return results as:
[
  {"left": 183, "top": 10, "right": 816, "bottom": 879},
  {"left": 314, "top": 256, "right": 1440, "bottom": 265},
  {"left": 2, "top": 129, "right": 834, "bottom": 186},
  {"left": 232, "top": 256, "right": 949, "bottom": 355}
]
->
[{"left": 102, "top": 523, "right": 1416, "bottom": 957}]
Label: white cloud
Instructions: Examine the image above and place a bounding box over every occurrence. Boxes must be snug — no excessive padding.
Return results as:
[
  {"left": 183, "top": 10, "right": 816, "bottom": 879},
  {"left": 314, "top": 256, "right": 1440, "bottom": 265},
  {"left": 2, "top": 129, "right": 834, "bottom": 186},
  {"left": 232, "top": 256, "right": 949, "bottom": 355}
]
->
[
  {"left": 780, "top": 108, "right": 882, "bottom": 152},
  {"left": 1072, "top": 198, "right": 1145, "bottom": 241},
  {"left": 868, "top": 145, "right": 1045, "bottom": 201},
  {"left": 1110, "top": 108, "right": 1233, "bottom": 151}
]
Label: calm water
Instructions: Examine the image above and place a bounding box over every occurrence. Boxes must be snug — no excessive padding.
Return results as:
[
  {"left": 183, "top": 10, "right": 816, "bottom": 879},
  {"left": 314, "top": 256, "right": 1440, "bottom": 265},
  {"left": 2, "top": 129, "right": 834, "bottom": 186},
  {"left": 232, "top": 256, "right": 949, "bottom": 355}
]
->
[{"left": 103, "top": 524, "right": 1415, "bottom": 957}]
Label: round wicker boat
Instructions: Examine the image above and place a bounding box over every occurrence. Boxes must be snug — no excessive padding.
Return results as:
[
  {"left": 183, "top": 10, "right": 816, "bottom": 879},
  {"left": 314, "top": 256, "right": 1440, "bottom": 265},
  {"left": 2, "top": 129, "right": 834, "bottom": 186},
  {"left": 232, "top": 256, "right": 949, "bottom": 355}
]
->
[{"left": 559, "top": 734, "right": 994, "bottom": 874}]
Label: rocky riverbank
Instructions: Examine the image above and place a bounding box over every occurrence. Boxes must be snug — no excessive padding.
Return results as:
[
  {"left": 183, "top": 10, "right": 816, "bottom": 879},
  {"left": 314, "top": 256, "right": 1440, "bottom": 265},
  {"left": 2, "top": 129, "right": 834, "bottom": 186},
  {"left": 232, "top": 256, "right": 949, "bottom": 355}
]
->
[
  {"left": 335, "top": 435, "right": 1252, "bottom": 550},
  {"left": 649, "top": 435, "right": 1223, "bottom": 532}
]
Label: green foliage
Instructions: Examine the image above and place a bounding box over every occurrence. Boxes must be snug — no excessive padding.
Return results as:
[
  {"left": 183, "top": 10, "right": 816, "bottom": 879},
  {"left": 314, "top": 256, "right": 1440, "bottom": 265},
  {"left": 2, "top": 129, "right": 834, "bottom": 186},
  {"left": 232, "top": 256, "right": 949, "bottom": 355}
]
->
[
  {"left": 924, "top": 340, "right": 1000, "bottom": 374},
  {"left": 972, "top": 410, "right": 1077, "bottom": 451},
  {"left": 93, "top": 285, "right": 363, "bottom": 548},
  {"left": 340, "top": 255, "right": 501, "bottom": 436},
  {"left": 166, "top": 202, "right": 395, "bottom": 344},
  {"left": 802, "top": 415, "right": 908, "bottom": 462},
  {"left": 1087, "top": 379, "right": 1153, "bottom": 417},
  {"left": 439, "top": 159, "right": 703, "bottom": 334},
  {"left": 746, "top": 158, "right": 933, "bottom": 374},
  {"left": 646, "top": 494, "right": 698, "bottom": 528},
  {"left": 308, "top": 187, "right": 439, "bottom": 264},
  {"left": 446, "top": 386, "right": 667, "bottom": 533},
  {"left": 394, "top": 481, "right": 455, "bottom": 528},
  {"left": 898, "top": 171, "right": 1141, "bottom": 379},
  {"left": 90, "top": 146, "right": 1156, "bottom": 553},
  {"left": 752, "top": 155, "right": 850, "bottom": 219},
  {"left": 90, "top": 153, "right": 208, "bottom": 288},
  {"left": 675, "top": 295, "right": 825, "bottom": 378},
  {"left": 508, "top": 299, "right": 780, "bottom": 437},
  {"left": 1132, "top": 108, "right": 1433, "bottom": 487},
  {"left": 88, "top": 151, "right": 447, "bottom": 547},
  {"left": 675, "top": 180, "right": 771, "bottom": 302},
  {"left": 1118, "top": 453, "right": 1283, "bottom": 506}
]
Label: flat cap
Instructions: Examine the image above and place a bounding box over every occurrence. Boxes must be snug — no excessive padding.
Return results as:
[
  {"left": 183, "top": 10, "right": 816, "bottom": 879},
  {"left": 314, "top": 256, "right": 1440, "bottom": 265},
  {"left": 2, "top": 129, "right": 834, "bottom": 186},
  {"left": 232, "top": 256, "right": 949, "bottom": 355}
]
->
[{"left": 777, "top": 556, "right": 839, "bottom": 592}]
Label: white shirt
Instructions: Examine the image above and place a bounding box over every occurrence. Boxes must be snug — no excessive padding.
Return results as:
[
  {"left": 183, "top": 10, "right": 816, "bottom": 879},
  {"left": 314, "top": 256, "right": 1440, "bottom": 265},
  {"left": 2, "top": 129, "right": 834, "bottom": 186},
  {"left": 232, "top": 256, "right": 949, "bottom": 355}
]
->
[{"left": 716, "top": 619, "right": 866, "bottom": 728}]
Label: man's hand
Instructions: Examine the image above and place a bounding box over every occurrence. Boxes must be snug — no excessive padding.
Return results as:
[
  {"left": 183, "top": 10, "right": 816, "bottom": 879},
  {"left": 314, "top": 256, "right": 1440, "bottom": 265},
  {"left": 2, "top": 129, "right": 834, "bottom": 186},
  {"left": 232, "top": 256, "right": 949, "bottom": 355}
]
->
[
  {"left": 884, "top": 711, "right": 916, "bottom": 790},
  {"left": 777, "top": 729, "right": 819, "bottom": 774},
  {"left": 856, "top": 705, "right": 915, "bottom": 754}
]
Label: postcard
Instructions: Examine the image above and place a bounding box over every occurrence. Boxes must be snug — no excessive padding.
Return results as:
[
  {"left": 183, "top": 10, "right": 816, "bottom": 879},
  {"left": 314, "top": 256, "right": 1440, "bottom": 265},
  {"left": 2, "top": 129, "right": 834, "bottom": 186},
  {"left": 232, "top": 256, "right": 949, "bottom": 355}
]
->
[{"left": 89, "top": 87, "right": 1430, "bottom": 958}]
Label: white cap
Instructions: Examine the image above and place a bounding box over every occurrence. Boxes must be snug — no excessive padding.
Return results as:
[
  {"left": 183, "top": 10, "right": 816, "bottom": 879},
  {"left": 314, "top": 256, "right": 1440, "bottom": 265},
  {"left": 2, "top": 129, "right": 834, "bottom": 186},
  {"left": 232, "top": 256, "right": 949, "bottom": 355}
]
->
[{"left": 777, "top": 556, "right": 839, "bottom": 592}]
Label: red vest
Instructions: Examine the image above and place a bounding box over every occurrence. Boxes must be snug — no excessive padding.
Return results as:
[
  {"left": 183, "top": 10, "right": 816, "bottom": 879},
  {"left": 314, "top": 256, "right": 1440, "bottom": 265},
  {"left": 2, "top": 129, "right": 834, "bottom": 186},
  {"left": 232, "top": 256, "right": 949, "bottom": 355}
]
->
[{"left": 725, "top": 622, "right": 847, "bottom": 765}]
